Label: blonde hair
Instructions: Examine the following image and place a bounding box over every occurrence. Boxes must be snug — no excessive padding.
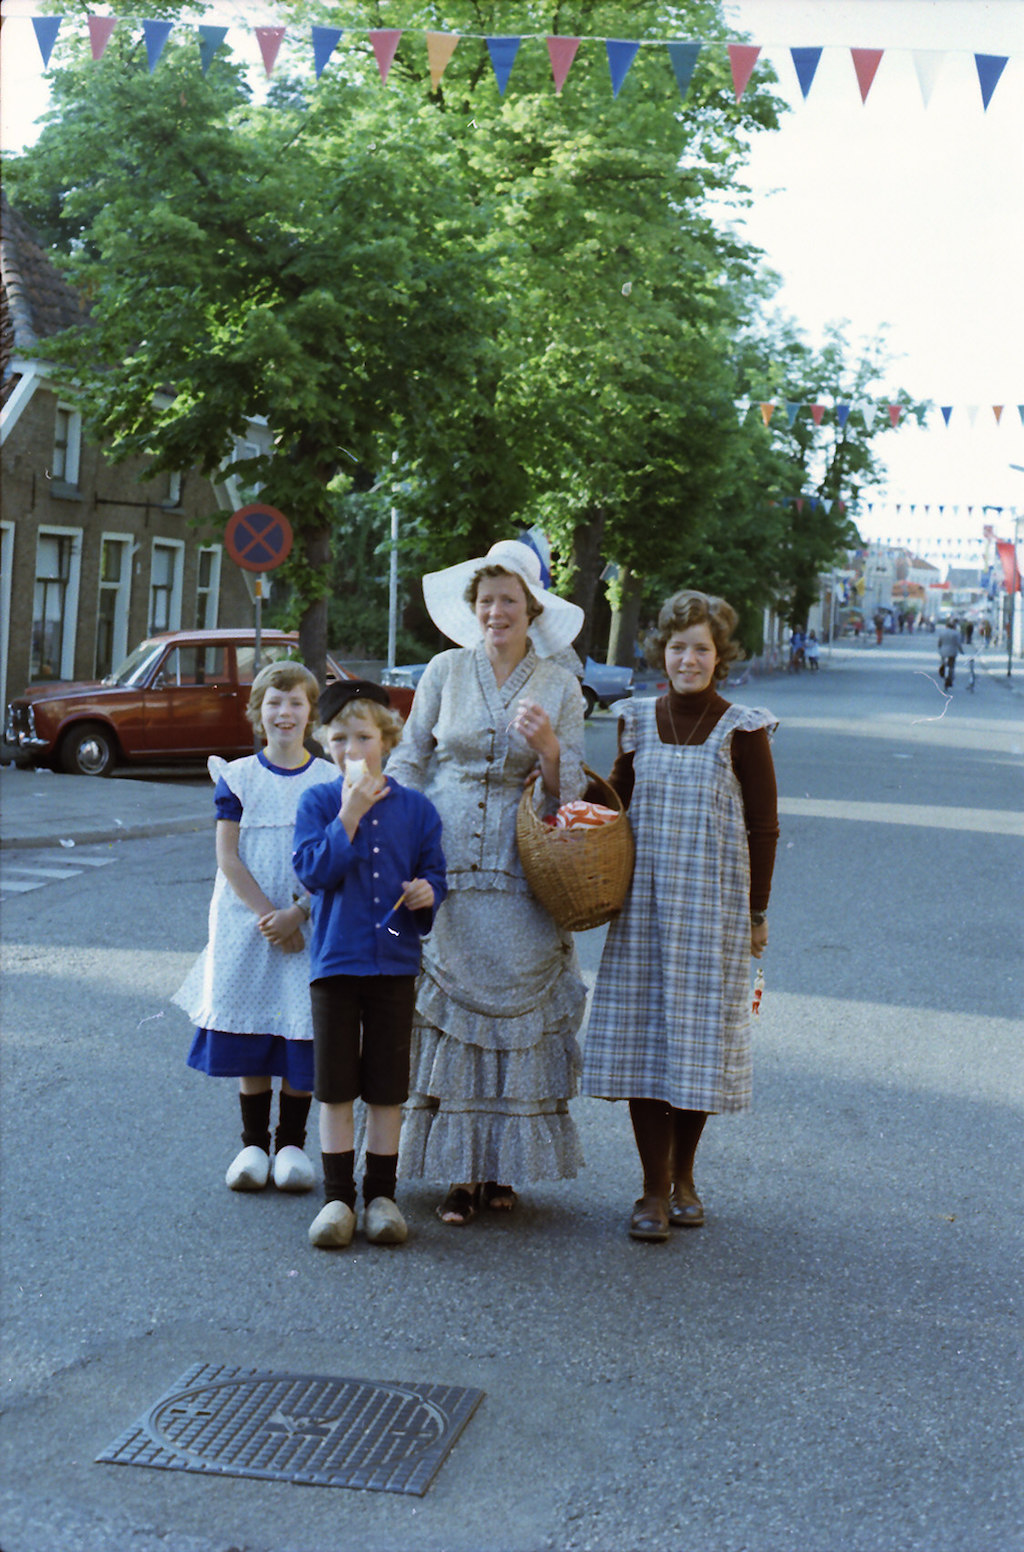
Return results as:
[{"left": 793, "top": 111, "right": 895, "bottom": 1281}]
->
[
  {"left": 650, "top": 590, "right": 742, "bottom": 683},
  {"left": 246, "top": 660, "right": 319, "bottom": 739},
  {"left": 320, "top": 696, "right": 404, "bottom": 753}
]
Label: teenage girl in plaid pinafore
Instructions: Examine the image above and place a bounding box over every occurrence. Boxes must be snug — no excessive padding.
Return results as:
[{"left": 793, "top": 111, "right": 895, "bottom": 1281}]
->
[{"left": 582, "top": 590, "right": 778, "bottom": 1241}]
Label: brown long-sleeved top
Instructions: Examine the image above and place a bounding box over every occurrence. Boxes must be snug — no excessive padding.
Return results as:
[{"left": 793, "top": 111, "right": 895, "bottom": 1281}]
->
[{"left": 607, "top": 684, "right": 779, "bottom": 914}]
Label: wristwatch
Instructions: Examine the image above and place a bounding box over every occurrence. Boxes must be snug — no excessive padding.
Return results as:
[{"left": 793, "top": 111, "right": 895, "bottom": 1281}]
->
[
  {"left": 293, "top": 893, "right": 312, "bottom": 920},
  {"left": 749, "top": 910, "right": 767, "bottom": 927}
]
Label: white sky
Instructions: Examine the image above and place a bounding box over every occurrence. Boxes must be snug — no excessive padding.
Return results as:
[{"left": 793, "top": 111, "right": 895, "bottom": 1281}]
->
[{"left": 2, "top": 0, "right": 1022, "bottom": 557}]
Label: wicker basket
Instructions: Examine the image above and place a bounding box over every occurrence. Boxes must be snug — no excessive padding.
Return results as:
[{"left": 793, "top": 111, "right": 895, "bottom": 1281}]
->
[{"left": 516, "top": 767, "right": 635, "bottom": 932}]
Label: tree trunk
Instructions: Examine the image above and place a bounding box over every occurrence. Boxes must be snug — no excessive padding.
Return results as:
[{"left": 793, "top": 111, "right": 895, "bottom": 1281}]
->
[
  {"left": 298, "top": 524, "right": 332, "bottom": 684},
  {"left": 607, "top": 566, "right": 645, "bottom": 667},
  {"left": 567, "top": 509, "right": 607, "bottom": 661}
]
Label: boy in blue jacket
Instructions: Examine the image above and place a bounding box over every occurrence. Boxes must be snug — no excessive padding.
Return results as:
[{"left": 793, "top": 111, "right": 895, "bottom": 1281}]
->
[{"left": 293, "top": 680, "right": 447, "bottom": 1249}]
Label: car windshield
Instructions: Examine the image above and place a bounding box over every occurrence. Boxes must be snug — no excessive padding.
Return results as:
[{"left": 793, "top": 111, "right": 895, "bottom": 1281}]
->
[{"left": 102, "top": 640, "right": 165, "bottom": 688}]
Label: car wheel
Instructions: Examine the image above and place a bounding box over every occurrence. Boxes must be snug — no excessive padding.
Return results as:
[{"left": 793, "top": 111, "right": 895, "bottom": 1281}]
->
[
  {"left": 582, "top": 686, "right": 598, "bottom": 719},
  {"left": 60, "top": 723, "right": 117, "bottom": 777}
]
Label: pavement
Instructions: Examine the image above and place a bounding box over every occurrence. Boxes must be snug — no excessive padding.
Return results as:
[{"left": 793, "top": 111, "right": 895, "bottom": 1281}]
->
[{"left": 0, "top": 763, "right": 214, "bottom": 850}]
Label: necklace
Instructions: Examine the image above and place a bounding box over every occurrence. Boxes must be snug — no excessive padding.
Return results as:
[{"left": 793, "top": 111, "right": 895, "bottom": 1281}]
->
[{"left": 666, "top": 694, "right": 712, "bottom": 748}]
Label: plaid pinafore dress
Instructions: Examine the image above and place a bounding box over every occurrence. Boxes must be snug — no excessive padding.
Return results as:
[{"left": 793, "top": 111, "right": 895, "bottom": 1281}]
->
[{"left": 582, "top": 698, "right": 775, "bottom": 1113}]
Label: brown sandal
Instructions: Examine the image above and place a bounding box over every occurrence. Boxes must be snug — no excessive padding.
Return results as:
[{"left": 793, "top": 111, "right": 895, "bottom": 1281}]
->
[
  {"left": 436, "top": 1185, "right": 480, "bottom": 1226},
  {"left": 481, "top": 1182, "right": 518, "bottom": 1212}
]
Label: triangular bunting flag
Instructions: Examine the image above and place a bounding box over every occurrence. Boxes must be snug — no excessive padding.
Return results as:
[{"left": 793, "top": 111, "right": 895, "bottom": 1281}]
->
[
  {"left": 785, "top": 402, "right": 801, "bottom": 428},
  {"left": 426, "top": 32, "right": 459, "bottom": 90},
  {"left": 965, "top": 405, "right": 978, "bottom": 427},
  {"left": 143, "top": 19, "right": 174, "bottom": 74},
  {"left": 255, "top": 26, "right": 285, "bottom": 78},
  {"left": 790, "top": 46, "right": 822, "bottom": 100},
  {"left": 887, "top": 403, "right": 902, "bottom": 428},
  {"left": 666, "top": 41, "right": 700, "bottom": 99},
  {"left": 369, "top": 29, "right": 402, "bottom": 83},
  {"left": 87, "top": 15, "right": 117, "bottom": 61},
  {"left": 940, "top": 405, "right": 953, "bottom": 425},
  {"left": 547, "top": 36, "right": 580, "bottom": 94},
  {"left": 821, "top": 497, "right": 833, "bottom": 514},
  {"left": 850, "top": 48, "right": 884, "bottom": 104},
  {"left": 606, "top": 39, "right": 640, "bottom": 98},
  {"left": 838, "top": 501, "right": 846, "bottom": 515},
  {"left": 311, "top": 26, "right": 343, "bottom": 80},
  {"left": 486, "top": 35, "right": 522, "bottom": 94},
  {"left": 795, "top": 498, "right": 804, "bottom": 513},
  {"left": 32, "top": 16, "right": 63, "bottom": 68},
  {"left": 911, "top": 50, "right": 945, "bottom": 108},
  {"left": 836, "top": 403, "right": 851, "bottom": 429},
  {"left": 993, "top": 405, "right": 1004, "bottom": 425},
  {"left": 198, "top": 24, "right": 228, "bottom": 73},
  {"left": 1018, "top": 405, "right": 1024, "bottom": 425},
  {"left": 810, "top": 404, "right": 826, "bottom": 426},
  {"left": 975, "top": 54, "right": 1008, "bottom": 110},
  {"left": 728, "top": 44, "right": 760, "bottom": 103},
  {"left": 735, "top": 399, "right": 750, "bottom": 426},
  {"left": 861, "top": 403, "right": 878, "bottom": 431},
  {"left": 759, "top": 402, "right": 775, "bottom": 427}
]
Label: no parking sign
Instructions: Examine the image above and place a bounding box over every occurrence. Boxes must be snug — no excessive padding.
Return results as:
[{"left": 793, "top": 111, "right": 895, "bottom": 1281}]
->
[{"left": 224, "top": 504, "right": 293, "bottom": 573}]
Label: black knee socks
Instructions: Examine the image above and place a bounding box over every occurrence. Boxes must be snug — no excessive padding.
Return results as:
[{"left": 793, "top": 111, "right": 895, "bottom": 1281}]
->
[
  {"left": 239, "top": 1089, "right": 272, "bottom": 1152},
  {"left": 363, "top": 1152, "right": 398, "bottom": 1206},
  {"left": 275, "top": 1089, "right": 312, "bottom": 1153},
  {"left": 322, "top": 1151, "right": 357, "bottom": 1210}
]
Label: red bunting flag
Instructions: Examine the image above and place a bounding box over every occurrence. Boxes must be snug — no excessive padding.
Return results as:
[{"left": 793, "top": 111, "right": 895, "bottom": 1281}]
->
[
  {"left": 547, "top": 35, "right": 580, "bottom": 94},
  {"left": 993, "top": 405, "right": 1004, "bottom": 424},
  {"left": 370, "top": 29, "right": 402, "bottom": 83},
  {"left": 728, "top": 44, "right": 761, "bottom": 103},
  {"left": 810, "top": 404, "right": 825, "bottom": 426},
  {"left": 851, "top": 48, "right": 884, "bottom": 104},
  {"left": 254, "top": 26, "right": 285, "bottom": 78},
  {"left": 887, "top": 403, "right": 902, "bottom": 427},
  {"left": 87, "top": 14, "right": 117, "bottom": 61},
  {"left": 759, "top": 402, "right": 775, "bottom": 427}
]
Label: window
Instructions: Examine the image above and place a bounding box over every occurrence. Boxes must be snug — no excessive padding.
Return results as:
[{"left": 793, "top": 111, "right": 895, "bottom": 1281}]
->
[
  {"left": 95, "top": 534, "right": 132, "bottom": 679},
  {"left": 155, "top": 645, "right": 230, "bottom": 687},
  {"left": 31, "top": 527, "right": 82, "bottom": 680},
  {"left": 234, "top": 438, "right": 264, "bottom": 503},
  {"left": 164, "top": 470, "right": 183, "bottom": 507},
  {"left": 52, "top": 404, "right": 82, "bottom": 489},
  {"left": 195, "top": 546, "right": 221, "bottom": 628},
  {"left": 149, "top": 539, "right": 184, "bottom": 633}
]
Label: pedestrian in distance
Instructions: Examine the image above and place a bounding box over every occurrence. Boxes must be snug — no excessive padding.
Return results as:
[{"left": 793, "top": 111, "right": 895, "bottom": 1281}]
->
[
  {"left": 788, "top": 626, "right": 806, "bottom": 672},
  {"left": 292, "top": 682, "right": 447, "bottom": 1249},
  {"left": 937, "top": 620, "right": 963, "bottom": 689},
  {"left": 385, "top": 539, "right": 588, "bottom": 1227},
  {"left": 582, "top": 590, "right": 779, "bottom": 1243},
  {"left": 805, "top": 630, "right": 820, "bottom": 671},
  {"left": 174, "top": 662, "right": 336, "bottom": 1195}
]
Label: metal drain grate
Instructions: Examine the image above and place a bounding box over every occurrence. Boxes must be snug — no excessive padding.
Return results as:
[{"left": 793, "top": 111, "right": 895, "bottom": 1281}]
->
[{"left": 97, "top": 1363, "right": 484, "bottom": 1496}]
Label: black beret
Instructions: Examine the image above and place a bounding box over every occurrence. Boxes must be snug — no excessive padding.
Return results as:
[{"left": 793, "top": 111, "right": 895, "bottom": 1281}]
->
[{"left": 317, "top": 678, "right": 391, "bottom": 724}]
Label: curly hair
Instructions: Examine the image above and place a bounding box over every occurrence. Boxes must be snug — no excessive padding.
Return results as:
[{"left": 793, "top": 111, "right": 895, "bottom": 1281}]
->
[
  {"left": 464, "top": 565, "right": 544, "bottom": 625},
  {"left": 246, "top": 660, "right": 319, "bottom": 738},
  {"left": 319, "top": 695, "right": 405, "bottom": 754},
  {"left": 648, "top": 590, "right": 743, "bottom": 683}
]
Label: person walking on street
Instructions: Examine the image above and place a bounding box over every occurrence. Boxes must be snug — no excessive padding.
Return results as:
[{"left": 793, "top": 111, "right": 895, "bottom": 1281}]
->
[
  {"left": 582, "top": 590, "right": 779, "bottom": 1242},
  {"left": 937, "top": 620, "right": 963, "bottom": 689}
]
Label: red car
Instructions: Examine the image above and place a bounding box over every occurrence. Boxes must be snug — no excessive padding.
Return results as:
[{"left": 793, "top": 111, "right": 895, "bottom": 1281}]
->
[{"left": 4, "top": 629, "right": 410, "bottom": 776}]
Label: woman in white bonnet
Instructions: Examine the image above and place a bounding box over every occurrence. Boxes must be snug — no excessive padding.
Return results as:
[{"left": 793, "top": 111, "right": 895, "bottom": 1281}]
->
[{"left": 386, "top": 540, "right": 587, "bottom": 1224}]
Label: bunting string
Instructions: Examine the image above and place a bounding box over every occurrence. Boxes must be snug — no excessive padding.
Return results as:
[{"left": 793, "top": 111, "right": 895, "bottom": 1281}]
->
[
  {"left": 16, "top": 14, "right": 1014, "bottom": 110},
  {"left": 736, "top": 401, "right": 1024, "bottom": 430}
]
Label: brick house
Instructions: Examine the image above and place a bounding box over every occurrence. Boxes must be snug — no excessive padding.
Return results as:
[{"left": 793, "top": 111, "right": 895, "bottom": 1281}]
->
[{"left": 0, "top": 193, "right": 262, "bottom": 711}]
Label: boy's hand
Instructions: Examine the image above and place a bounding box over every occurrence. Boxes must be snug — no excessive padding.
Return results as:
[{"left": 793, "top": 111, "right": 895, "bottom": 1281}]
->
[
  {"left": 339, "top": 772, "right": 390, "bottom": 829},
  {"left": 401, "top": 877, "right": 435, "bottom": 911}
]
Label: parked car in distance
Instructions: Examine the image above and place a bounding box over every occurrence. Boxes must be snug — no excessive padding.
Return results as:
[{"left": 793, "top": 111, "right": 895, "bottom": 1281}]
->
[
  {"left": 381, "top": 657, "right": 632, "bottom": 719},
  {"left": 4, "top": 629, "right": 405, "bottom": 776}
]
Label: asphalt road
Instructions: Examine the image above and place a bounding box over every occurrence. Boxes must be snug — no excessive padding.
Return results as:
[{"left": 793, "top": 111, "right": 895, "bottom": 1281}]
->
[{"left": 1, "top": 636, "right": 1022, "bottom": 1552}]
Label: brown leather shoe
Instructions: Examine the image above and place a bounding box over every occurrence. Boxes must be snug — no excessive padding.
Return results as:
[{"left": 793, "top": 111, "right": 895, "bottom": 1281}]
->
[
  {"left": 629, "top": 1194, "right": 670, "bottom": 1242},
  {"left": 669, "top": 1182, "right": 705, "bottom": 1228}
]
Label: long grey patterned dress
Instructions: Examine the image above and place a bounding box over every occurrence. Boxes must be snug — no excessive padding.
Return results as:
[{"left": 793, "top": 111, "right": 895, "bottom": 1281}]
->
[
  {"left": 385, "top": 643, "right": 588, "bottom": 1183},
  {"left": 583, "top": 697, "right": 776, "bottom": 1113}
]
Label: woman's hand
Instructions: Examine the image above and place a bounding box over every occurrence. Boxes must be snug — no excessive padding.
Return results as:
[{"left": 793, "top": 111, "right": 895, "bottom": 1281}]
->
[
  {"left": 401, "top": 877, "right": 435, "bottom": 912},
  {"left": 750, "top": 920, "right": 768, "bottom": 959},
  {"left": 511, "top": 699, "right": 561, "bottom": 796}
]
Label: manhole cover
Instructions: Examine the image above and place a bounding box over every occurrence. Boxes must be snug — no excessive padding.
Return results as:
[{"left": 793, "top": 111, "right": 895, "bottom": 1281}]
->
[{"left": 97, "top": 1363, "right": 484, "bottom": 1496}]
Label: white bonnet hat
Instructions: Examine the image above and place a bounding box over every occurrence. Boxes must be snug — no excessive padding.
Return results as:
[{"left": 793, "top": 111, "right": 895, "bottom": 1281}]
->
[{"left": 422, "top": 539, "right": 584, "bottom": 657}]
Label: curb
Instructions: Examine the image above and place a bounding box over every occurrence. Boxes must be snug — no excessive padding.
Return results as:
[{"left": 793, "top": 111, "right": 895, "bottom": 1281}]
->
[{"left": 0, "top": 815, "right": 211, "bottom": 852}]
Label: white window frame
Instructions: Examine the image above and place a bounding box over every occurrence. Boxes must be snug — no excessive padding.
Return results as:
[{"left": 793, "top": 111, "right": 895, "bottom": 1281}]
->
[
  {"left": 148, "top": 538, "right": 185, "bottom": 633},
  {"left": 52, "top": 403, "right": 82, "bottom": 488},
  {"left": 195, "top": 544, "right": 222, "bottom": 628},
  {"left": 32, "top": 525, "right": 83, "bottom": 680},
  {"left": 164, "top": 470, "right": 183, "bottom": 508},
  {"left": 95, "top": 531, "right": 133, "bottom": 678},
  {"left": 0, "top": 520, "right": 14, "bottom": 707}
]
